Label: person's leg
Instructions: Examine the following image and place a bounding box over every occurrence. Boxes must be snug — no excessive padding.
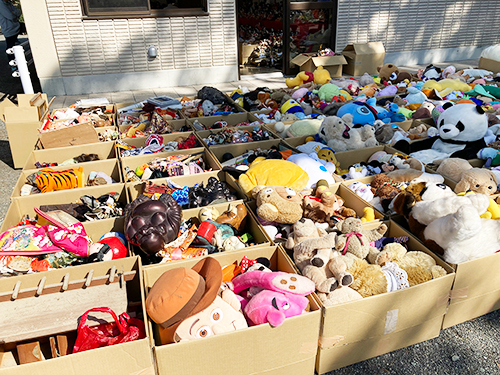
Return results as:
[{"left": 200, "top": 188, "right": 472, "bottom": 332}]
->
[{"left": 5, "top": 34, "right": 19, "bottom": 63}]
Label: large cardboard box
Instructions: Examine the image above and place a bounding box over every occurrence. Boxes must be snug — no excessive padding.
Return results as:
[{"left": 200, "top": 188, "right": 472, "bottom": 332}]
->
[
  {"left": 290, "top": 53, "right": 347, "bottom": 78},
  {"left": 1, "top": 184, "right": 128, "bottom": 232},
  {"left": 120, "top": 148, "right": 220, "bottom": 184},
  {"left": 4, "top": 94, "right": 50, "bottom": 169},
  {"left": 239, "top": 42, "right": 258, "bottom": 65},
  {"left": 315, "top": 220, "right": 454, "bottom": 373},
  {"left": 478, "top": 57, "right": 500, "bottom": 74},
  {"left": 117, "top": 131, "right": 200, "bottom": 157},
  {"left": 143, "top": 245, "right": 322, "bottom": 375},
  {"left": 11, "top": 159, "right": 123, "bottom": 199},
  {"left": 334, "top": 145, "right": 405, "bottom": 175},
  {"left": 442, "top": 251, "right": 500, "bottom": 329},
  {"left": 118, "top": 119, "right": 188, "bottom": 136},
  {"left": 187, "top": 112, "right": 261, "bottom": 130},
  {"left": 23, "top": 142, "right": 117, "bottom": 170},
  {"left": 342, "top": 42, "right": 386, "bottom": 76},
  {"left": 0, "top": 256, "right": 154, "bottom": 375}
]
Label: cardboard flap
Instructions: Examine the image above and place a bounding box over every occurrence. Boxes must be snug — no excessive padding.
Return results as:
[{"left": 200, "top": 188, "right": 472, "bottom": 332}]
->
[
  {"left": 347, "top": 41, "right": 385, "bottom": 55},
  {"left": 290, "top": 54, "right": 313, "bottom": 66},
  {"left": 311, "top": 55, "right": 347, "bottom": 66}
]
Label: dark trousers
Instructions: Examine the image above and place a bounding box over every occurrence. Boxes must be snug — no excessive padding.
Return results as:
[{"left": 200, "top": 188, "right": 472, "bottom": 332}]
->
[{"left": 5, "top": 34, "right": 18, "bottom": 62}]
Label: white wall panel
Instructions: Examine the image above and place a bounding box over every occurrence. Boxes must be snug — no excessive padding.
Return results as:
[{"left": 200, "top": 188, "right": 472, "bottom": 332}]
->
[{"left": 46, "top": 0, "right": 237, "bottom": 77}]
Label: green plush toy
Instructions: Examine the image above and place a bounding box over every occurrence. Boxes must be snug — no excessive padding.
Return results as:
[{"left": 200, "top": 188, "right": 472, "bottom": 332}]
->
[
  {"left": 286, "top": 119, "right": 323, "bottom": 137},
  {"left": 317, "top": 83, "right": 341, "bottom": 102}
]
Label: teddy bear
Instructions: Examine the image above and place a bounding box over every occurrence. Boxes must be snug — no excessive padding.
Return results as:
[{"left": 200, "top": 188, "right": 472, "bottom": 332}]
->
[
  {"left": 286, "top": 218, "right": 359, "bottom": 302},
  {"left": 303, "top": 180, "right": 357, "bottom": 224},
  {"left": 317, "top": 114, "right": 377, "bottom": 152},
  {"left": 334, "top": 217, "right": 388, "bottom": 263},
  {"left": 435, "top": 159, "right": 497, "bottom": 195},
  {"left": 338, "top": 242, "right": 447, "bottom": 298},
  {"left": 377, "top": 63, "right": 413, "bottom": 84},
  {"left": 251, "top": 185, "right": 304, "bottom": 225}
]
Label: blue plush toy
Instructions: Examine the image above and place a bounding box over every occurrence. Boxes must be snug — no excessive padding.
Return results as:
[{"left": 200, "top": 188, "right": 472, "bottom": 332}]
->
[{"left": 336, "top": 100, "right": 377, "bottom": 126}]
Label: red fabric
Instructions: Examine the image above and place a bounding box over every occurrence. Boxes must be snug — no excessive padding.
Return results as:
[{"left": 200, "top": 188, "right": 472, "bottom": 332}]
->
[
  {"left": 342, "top": 232, "right": 364, "bottom": 255},
  {"left": 72, "top": 307, "right": 146, "bottom": 353}
]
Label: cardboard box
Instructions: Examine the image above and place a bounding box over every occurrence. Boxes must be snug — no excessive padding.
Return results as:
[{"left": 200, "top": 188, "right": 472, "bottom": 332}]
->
[
  {"left": 23, "top": 142, "right": 117, "bottom": 170},
  {"left": 442, "top": 251, "right": 500, "bottom": 329},
  {"left": 197, "top": 125, "right": 277, "bottom": 149},
  {"left": 315, "top": 220, "right": 454, "bottom": 373},
  {"left": 1, "top": 184, "right": 128, "bottom": 232},
  {"left": 3, "top": 93, "right": 49, "bottom": 123},
  {"left": 39, "top": 122, "right": 100, "bottom": 149},
  {"left": 5, "top": 121, "right": 43, "bottom": 169},
  {"left": 117, "top": 131, "right": 200, "bottom": 157},
  {"left": 0, "top": 256, "right": 154, "bottom": 375},
  {"left": 143, "top": 245, "right": 322, "bottom": 375},
  {"left": 126, "top": 170, "right": 247, "bottom": 203},
  {"left": 239, "top": 43, "right": 258, "bottom": 65},
  {"left": 120, "top": 148, "right": 220, "bottom": 185},
  {"left": 334, "top": 145, "right": 405, "bottom": 175},
  {"left": 290, "top": 53, "right": 347, "bottom": 78},
  {"left": 118, "top": 119, "right": 188, "bottom": 136},
  {"left": 187, "top": 112, "right": 261, "bottom": 130},
  {"left": 478, "top": 57, "right": 500, "bottom": 74},
  {"left": 342, "top": 42, "right": 386, "bottom": 76},
  {"left": 11, "top": 159, "right": 123, "bottom": 199}
]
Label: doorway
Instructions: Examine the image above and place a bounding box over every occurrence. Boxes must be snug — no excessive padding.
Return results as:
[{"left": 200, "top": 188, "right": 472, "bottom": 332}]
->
[{"left": 236, "top": 0, "right": 337, "bottom": 77}]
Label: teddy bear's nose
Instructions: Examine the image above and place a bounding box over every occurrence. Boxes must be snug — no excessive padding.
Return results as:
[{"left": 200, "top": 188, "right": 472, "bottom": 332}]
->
[
  {"left": 442, "top": 128, "right": 450, "bottom": 133},
  {"left": 299, "top": 218, "right": 306, "bottom": 223}
]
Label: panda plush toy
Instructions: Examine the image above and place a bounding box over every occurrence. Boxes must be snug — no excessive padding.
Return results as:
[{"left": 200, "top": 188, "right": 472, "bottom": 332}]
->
[{"left": 394, "top": 103, "right": 489, "bottom": 164}]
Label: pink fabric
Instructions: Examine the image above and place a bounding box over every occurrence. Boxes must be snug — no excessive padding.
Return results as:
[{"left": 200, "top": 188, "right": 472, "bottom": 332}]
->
[
  {"left": 231, "top": 270, "right": 315, "bottom": 296},
  {"left": 342, "top": 232, "right": 364, "bottom": 255}
]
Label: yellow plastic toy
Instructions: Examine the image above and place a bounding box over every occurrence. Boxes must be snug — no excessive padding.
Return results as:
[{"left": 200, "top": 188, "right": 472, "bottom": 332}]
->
[
  {"left": 313, "top": 66, "right": 331, "bottom": 85},
  {"left": 126, "top": 121, "right": 146, "bottom": 138},
  {"left": 285, "top": 71, "right": 311, "bottom": 88},
  {"left": 422, "top": 79, "right": 472, "bottom": 97},
  {"left": 360, "top": 207, "right": 375, "bottom": 223},
  {"left": 480, "top": 198, "right": 500, "bottom": 219}
]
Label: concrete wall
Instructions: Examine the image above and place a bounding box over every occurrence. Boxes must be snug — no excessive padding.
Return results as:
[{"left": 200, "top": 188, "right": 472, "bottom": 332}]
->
[{"left": 20, "top": 0, "right": 238, "bottom": 96}]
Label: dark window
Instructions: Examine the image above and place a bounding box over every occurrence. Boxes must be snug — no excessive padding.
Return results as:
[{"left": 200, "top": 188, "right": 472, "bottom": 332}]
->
[{"left": 81, "top": 0, "right": 207, "bottom": 18}]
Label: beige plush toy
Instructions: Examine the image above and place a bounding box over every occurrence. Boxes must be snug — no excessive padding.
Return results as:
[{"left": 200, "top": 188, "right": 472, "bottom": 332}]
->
[
  {"left": 454, "top": 168, "right": 497, "bottom": 195},
  {"left": 251, "top": 185, "right": 304, "bottom": 224},
  {"left": 335, "top": 218, "right": 388, "bottom": 263},
  {"left": 375, "top": 243, "right": 447, "bottom": 286},
  {"left": 435, "top": 158, "right": 473, "bottom": 182}
]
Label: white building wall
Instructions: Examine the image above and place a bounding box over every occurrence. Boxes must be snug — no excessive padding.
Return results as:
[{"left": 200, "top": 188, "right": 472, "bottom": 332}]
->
[
  {"left": 26, "top": 0, "right": 238, "bottom": 95},
  {"left": 335, "top": 0, "right": 500, "bottom": 65}
]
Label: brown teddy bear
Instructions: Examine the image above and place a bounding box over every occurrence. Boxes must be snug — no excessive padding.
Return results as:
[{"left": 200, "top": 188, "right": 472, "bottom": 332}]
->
[
  {"left": 303, "top": 181, "right": 356, "bottom": 224},
  {"left": 377, "top": 63, "right": 413, "bottom": 84},
  {"left": 286, "top": 218, "right": 356, "bottom": 296},
  {"left": 251, "top": 185, "right": 303, "bottom": 224},
  {"left": 335, "top": 218, "right": 388, "bottom": 263}
]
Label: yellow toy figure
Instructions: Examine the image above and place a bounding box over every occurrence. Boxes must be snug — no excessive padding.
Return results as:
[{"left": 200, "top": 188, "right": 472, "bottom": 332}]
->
[
  {"left": 360, "top": 207, "right": 375, "bottom": 222},
  {"left": 285, "top": 71, "right": 313, "bottom": 88},
  {"left": 313, "top": 66, "right": 331, "bottom": 85},
  {"left": 480, "top": 198, "right": 500, "bottom": 219}
]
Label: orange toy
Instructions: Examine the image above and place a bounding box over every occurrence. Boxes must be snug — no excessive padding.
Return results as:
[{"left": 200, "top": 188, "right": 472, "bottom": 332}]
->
[{"left": 36, "top": 167, "right": 84, "bottom": 193}]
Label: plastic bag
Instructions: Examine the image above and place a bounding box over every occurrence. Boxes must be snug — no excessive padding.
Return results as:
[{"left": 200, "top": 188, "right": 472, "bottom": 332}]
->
[{"left": 73, "top": 307, "right": 146, "bottom": 353}]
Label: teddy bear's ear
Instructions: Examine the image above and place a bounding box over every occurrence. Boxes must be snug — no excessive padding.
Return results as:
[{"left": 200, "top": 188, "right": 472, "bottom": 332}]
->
[
  {"left": 341, "top": 113, "right": 353, "bottom": 124},
  {"left": 251, "top": 185, "right": 267, "bottom": 198},
  {"left": 489, "top": 170, "right": 498, "bottom": 184},
  {"left": 377, "top": 66, "right": 382, "bottom": 73},
  {"left": 335, "top": 220, "right": 345, "bottom": 231}
]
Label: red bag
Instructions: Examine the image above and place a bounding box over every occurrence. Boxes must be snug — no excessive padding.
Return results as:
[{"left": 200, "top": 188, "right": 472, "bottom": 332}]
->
[{"left": 73, "top": 307, "right": 146, "bottom": 353}]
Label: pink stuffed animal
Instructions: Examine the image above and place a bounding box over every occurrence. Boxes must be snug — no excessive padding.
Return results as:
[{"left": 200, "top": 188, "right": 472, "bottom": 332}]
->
[{"left": 229, "top": 270, "right": 315, "bottom": 327}]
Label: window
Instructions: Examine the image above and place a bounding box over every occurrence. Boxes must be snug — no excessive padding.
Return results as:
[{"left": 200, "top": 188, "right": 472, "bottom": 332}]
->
[{"left": 81, "top": 0, "right": 208, "bottom": 18}]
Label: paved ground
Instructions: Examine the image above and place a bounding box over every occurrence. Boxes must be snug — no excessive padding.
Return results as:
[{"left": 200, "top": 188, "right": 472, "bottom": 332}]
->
[{"left": 1, "top": 37, "right": 500, "bottom": 374}]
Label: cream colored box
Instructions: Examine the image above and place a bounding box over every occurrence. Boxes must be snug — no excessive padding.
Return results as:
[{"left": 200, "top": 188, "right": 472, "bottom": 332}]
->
[
  {"left": 118, "top": 118, "right": 189, "bottom": 136},
  {"left": 1, "top": 184, "right": 128, "bottom": 232},
  {"left": 196, "top": 125, "right": 276, "bottom": 149},
  {"left": 334, "top": 145, "right": 405, "bottom": 174},
  {"left": 120, "top": 148, "right": 220, "bottom": 184},
  {"left": 12, "top": 159, "right": 123, "bottom": 199},
  {"left": 126, "top": 170, "right": 247, "bottom": 203},
  {"left": 0, "top": 256, "right": 154, "bottom": 375},
  {"left": 187, "top": 112, "right": 260, "bottom": 129},
  {"left": 143, "top": 245, "right": 322, "bottom": 375},
  {"left": 315, "top": 220, "right": 454, "bottom": 373},
  {"left": 23, "top": 142, "right": 117, "bottom": 170}
]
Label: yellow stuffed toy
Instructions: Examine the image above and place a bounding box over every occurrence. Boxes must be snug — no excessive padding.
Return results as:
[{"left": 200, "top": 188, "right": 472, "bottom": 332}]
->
[
  {"left": 360, "top": 207, "right": 375, "bottom": 222},
  {"left": 285, "top": 71, "right": 312, "bottom": 88},
  {"left": 238, "top": 159, "right": 309, "bottom": 197},
  {"left": 313, "top": 66, "right": 331, "bottom": 85},
  {"left": 480, "top": 198, "right": 500, "bottom": 219}
]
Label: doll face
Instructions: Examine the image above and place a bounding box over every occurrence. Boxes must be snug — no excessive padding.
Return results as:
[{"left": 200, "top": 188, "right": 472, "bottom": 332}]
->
[{"left": 174, "top": 295, "right": 248, "bottom": 342}]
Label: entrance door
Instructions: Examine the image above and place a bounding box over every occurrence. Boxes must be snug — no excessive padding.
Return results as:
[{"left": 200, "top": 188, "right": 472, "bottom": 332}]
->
[{"left": 283, "top": 0, "right": 338, "bottom": 75}]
